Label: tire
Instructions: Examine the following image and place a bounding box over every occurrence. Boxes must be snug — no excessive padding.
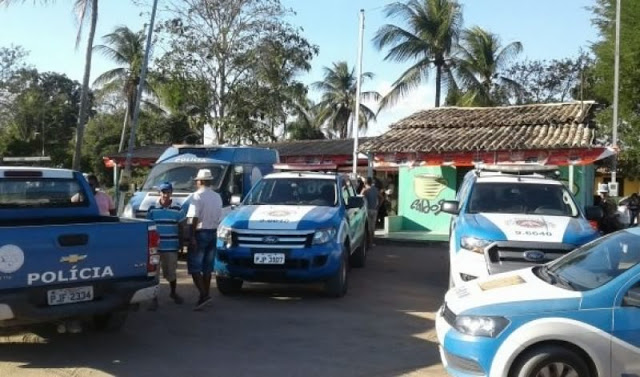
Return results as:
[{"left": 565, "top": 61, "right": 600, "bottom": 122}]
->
[
  {"left": 93, "top": 310, "right": 128, "bottom": 332},
  {"left": 510, "top": 345, "right": 591, "bottom": 377},
  {"left": 325, "top": 248, "right": 348, "bottom": 298},
  {"left": 216, "top": 276, "right": 243, "bottom": 295},
  {"left": 350, "top": 231, "right": 367, "bottom": 268}
]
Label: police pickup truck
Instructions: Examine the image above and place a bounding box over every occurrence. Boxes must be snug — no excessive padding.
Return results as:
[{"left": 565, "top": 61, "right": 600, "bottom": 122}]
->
[
  {"left": 0, "top": 167, "right": 158, "bottom": 331},
  {"left": 441, "top": 164, "right": 602, "bottom": 287},
  {"left": 215, "top": 171, "right": 368, "bottom": 297}
]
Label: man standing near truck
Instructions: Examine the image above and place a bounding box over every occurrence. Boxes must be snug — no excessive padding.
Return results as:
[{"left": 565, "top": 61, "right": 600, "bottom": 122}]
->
[
  {"left": 146, "top": 182, "right": 185, "bottom": 310},
  {"left": 187, "top": 169, "right": 222, "bottom": 310}
]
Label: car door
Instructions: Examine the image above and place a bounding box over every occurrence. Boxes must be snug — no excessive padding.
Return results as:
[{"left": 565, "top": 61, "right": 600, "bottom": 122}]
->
[
  {"left": 612, "top": 274, "right": 640, "bottom": 376},
  {"left": 341, "top": 179, "right": 363, "bottom": 251}
]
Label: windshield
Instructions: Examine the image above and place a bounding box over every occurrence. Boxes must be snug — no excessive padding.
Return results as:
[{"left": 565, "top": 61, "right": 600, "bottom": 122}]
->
[
  {"left": 245, "top": 178, "right": 337, "bottom": 206},
  {"left": 142, "top": 163, "right": 226, "bottom": 192},
  {"left": 544, "top": 229, "right": 640, "bottom": 291},
  {"left": 467, "top": 182, "right": 579, "bottom": 216},
  {"left": 0, "top": 178, "right": 88, "bottom": 208}
]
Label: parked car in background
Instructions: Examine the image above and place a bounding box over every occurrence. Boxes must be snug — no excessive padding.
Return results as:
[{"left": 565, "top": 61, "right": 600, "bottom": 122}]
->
[
  {"left": 0, "top": 167, "right": 158, "bottom": 331},
  {"left": 436, "top": 227, "right": 640, "bottom": 377},
  {"left": 441, "top": 164, "right": 602, "bottom": 287},
  {"left": 215, "top": 171, "right": 368, "bottom": 297}
]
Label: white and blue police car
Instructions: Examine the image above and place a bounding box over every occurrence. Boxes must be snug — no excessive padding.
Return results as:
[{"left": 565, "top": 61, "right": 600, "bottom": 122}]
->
[
  {"left": 436, "top": 227, "right": 640, "bottom": 377},
  {"left": 440, "top": 165, "right": 602, "bottom": 287}
]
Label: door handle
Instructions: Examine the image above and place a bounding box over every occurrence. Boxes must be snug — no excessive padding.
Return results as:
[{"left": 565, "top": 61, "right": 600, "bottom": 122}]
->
[{"left": 58, "top": 234, "right": 89, "bottom": 247}]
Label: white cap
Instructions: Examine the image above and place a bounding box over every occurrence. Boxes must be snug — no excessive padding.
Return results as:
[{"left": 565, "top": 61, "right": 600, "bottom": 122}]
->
[{"left": 194, "top": 169, "right": 213, "bottom": 181}]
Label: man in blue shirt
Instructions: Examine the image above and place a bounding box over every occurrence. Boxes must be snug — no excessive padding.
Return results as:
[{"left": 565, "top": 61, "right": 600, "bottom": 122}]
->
[{"left": 147, "top": 182, "right": 185, "bottom": 309}]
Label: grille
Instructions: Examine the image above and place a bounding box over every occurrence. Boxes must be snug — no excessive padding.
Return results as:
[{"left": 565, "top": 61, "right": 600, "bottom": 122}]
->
[
  {"left": 486, "top": 241, "right": 575, "bottom": 264},
  {"left": 443, "top": 350, "right": 485, "bottom": 375},
  {"left": 234, "top": 229, "right": 313, "bottom": 249}
]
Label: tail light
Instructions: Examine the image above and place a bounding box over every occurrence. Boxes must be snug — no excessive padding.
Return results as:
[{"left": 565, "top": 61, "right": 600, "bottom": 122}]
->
[
  {"left": 589, "top": 220, "right": 599, "bottom": 231},
  {"left": 147, "top": 225, "right": 160, "bottom": 276}
]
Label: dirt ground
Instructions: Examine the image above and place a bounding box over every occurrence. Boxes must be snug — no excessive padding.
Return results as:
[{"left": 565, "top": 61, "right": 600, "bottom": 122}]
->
[{"left": 0, "top": 242, "right": 450, "bottom": 377}]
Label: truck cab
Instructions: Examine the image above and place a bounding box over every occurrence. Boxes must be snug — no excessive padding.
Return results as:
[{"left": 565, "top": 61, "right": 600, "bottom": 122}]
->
[
  {"left": 215, "top": 171, "right": 369, "bottom": 297},
  {"left": 441, "top": 164, "right": 602, "bottom": 287},
  {"left": 123, "top": 145, "right": 278, "bottom": 220}
]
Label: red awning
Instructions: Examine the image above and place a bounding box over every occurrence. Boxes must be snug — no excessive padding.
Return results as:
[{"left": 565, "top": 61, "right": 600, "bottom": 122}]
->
[{"left": 373, "top": 147, "right": 614, "bottom": 168}]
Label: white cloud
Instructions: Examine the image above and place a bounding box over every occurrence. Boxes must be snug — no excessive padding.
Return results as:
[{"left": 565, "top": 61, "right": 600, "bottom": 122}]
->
[{"left": 361, "top": 80, "right": 435, "bottom": 137}]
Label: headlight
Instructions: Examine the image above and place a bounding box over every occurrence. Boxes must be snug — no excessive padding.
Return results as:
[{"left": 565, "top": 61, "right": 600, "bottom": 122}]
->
[
  {"left": 460, "top": 236, "right": 492, "bottom": 254},
  {"left": 217, "top": 226, "right": 233, "bottom": 248},
  {"left": 312, "top": 228, "right": 337, "bottom": 245},
  {"left": 123, "top": 204, "right": 134, "bottom": 218},
  {"left": 454, "top": 315, "right": 509, "bottom": 338}
]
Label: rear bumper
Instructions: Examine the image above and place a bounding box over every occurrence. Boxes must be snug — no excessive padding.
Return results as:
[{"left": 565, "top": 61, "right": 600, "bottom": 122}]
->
[
  {"left": 0, "top": 277, "right": 157, "bottom": 327},
  {"left": 214, "top": 244, "right": 342, "bottom": 283}
]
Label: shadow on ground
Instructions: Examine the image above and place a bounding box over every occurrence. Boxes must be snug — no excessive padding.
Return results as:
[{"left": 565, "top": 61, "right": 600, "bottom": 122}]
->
[{"left": 0, "top": 242, "right": 449, "bottom": 377}]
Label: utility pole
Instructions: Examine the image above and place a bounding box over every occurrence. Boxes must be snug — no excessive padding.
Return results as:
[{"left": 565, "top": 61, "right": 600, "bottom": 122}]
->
[
  {"left": 611, "top": 0, "right": 621, "bottom": 191},
  {"left": 352, "top": 9, "right": 365, "bottom": 178},
  {"left": 117, "top": 0, "right": 159, "bottom": 215}
]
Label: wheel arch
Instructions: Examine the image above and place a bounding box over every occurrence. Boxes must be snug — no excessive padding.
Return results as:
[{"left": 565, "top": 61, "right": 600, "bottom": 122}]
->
[{"left": 507, "top": 340, "right": 599, "bottom": 377}]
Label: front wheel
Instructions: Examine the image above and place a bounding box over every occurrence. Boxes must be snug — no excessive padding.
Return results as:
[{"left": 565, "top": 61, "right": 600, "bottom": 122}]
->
[
  {"left": 216, "top": 276, "right": 243, "bottom": 295},
  {"left": 510, "top": 345, "right": 591, "bottom": 377},
  {"left": 325, "top": 249, "right": 348, "bottom": 298}
]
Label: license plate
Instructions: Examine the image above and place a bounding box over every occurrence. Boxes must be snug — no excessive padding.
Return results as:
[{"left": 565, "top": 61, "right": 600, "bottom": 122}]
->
[
  {"left": 254, "top": 253, "right": 285, "bottom": 265},
  {"left": 47, "top": 286, "right": 94, "bottom": 306}
]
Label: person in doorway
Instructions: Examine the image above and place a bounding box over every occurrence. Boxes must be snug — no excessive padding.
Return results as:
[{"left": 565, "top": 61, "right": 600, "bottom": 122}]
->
[
  {"left": 186, "top": 169, "right": 222, "bottom": 310},
  {"left": 362, "top": 177, "right": 383, "bottom": 247},
  {"left": 146, "top": 182, "right": 185, "bottom": 310}
]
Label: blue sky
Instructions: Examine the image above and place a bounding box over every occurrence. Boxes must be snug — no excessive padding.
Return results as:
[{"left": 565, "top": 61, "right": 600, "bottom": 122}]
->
[{"left": 0, "top": 0, "right": 598, "bottom": 137}]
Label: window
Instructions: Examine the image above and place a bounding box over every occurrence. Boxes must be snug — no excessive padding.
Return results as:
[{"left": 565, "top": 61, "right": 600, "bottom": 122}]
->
[
  {"left": 0, "top": 178, "right": 88, "bottom": 208},
  {"left": 142, "top": 163, "right": 227, "bottom": 192},
  {"left": 244, "top": 178, "right": 337, "bottom": 206},
  {"left": 467, "top": 182, "right": 578, "bottom": 216}
]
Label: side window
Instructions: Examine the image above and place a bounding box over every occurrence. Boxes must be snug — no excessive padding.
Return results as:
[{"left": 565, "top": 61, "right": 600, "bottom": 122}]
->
[
  {"left": 232, "top": 166, "right": 243, "bottom": 197},
  {"left": 341, "top": 180, "right": 351, "bottom": 206},
  {"left": 623, "top": 280, "right": 640, "bottom": 308}
]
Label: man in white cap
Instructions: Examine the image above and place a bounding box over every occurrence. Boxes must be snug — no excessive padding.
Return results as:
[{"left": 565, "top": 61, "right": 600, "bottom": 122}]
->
[{"left": 187, "top": 169, "right": 222, "bottom": 310}]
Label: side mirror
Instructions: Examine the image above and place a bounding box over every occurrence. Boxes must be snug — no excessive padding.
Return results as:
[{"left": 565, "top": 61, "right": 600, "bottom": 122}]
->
[
  {"left": 440, "top": 200, "right": 459, "bottom": 215},
  {"left": 230, "top": 194, "right": 241, "bottom": 206},
  {"left": 623, "top": 287, "right": 640, "bottom": 307},
  {"left": 585, "top": 205, "right": 604, "bottom": 221},
  {"left": 347, "top": 196, "right": 364, "bottom": 209}
]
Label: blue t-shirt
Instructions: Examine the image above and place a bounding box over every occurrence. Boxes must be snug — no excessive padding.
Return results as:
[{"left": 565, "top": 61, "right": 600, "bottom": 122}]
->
[{"left": 146, "top": 203, "right": 185, "bottom": 253}]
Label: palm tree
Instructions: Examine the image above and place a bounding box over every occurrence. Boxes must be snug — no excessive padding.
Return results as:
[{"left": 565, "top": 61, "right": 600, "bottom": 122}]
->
[
  {"left": 0, "top": 0, "right": 98, "bottom": 170},
  {"left": 312, "top": 61, "right": 380, "bottom": 139},
  {"left": 451, "top": 26, "right": 523, "bottom": 106},
  {"left": 93, "top": 26, "right": 155, "bottom": 152},
  {"left": 373, "top": 0, "right": 462, "bottom": 109}
]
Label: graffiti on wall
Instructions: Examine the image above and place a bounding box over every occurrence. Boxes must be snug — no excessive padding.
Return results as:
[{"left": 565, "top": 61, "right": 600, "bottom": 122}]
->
[{"left": 410, "top": 174, "right": 448, "bottom": 215}]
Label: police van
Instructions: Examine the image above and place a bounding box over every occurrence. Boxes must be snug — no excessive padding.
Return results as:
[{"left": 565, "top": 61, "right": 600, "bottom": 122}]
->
[
  {"left": 440, "top": 164, "right": 602, "bottom": 287},
  {"left": 436, "top": 227, "right": 640, "bottom": 377}
]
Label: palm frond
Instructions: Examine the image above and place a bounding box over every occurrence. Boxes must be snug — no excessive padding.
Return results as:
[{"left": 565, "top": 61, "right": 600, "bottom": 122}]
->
[
  {"left": 92, "top": 67, "right": 126, "bottom": 87},
  {"left": 378, "top": 58, "right": 431, "bottom": 112},
  {"left": 74, "top": 0, "right": 93, "bottom": 49}
]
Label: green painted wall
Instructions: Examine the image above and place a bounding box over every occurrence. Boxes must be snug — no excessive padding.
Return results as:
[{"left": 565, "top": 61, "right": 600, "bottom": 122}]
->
[
  {"left": 397, "top": 166, "right": 457, "bottom": 232},
  {"left": 558, "top": 165, "right": 595, "bottom": 207}
]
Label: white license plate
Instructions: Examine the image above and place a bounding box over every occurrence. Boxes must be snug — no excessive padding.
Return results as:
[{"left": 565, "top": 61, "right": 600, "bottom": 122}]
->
[
  {"left": 254, "top": 253, "right": 285, "bottom": 265},
  {"left": 47, "top": 286, "right": 94, "bottom": 306}
]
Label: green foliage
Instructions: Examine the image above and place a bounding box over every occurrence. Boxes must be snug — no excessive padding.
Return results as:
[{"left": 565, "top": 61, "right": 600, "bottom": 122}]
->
[
  {"left": 312, "top": 61, "right": 380, "bottom": 139},
  {"left": 504, "top": 52, "right": 593, "bottom": 104},
  {"left": 447, "top": 26, "right": 522, "bottom": 106},
  {"left": 155, "top": 0, "right": 317, "bottom": 143},
  {"left": 374, "top": 0, "right": 463, "bottom": 108},
  {"left": 0, "top": 68, "right": 89, "bottom": 167},
  {"left": 589, "top": 0, "right": 640, "bottom": 178}
]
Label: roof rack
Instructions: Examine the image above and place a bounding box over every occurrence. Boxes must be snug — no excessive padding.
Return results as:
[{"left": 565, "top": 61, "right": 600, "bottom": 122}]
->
[{"left": 475, "top": 164, "right": 561, "bottom": 178}]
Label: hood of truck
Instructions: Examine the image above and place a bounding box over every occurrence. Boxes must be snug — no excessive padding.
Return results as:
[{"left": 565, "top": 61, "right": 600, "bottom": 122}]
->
[
  {"left": 462, "top": 213, "right": 596, "bottom": 244},
  {"left": 223, "top": 205, "right": 339, "bottom": 231},
  {"left": 445, "top": 268, "right": 582, "bottom": 317}
]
